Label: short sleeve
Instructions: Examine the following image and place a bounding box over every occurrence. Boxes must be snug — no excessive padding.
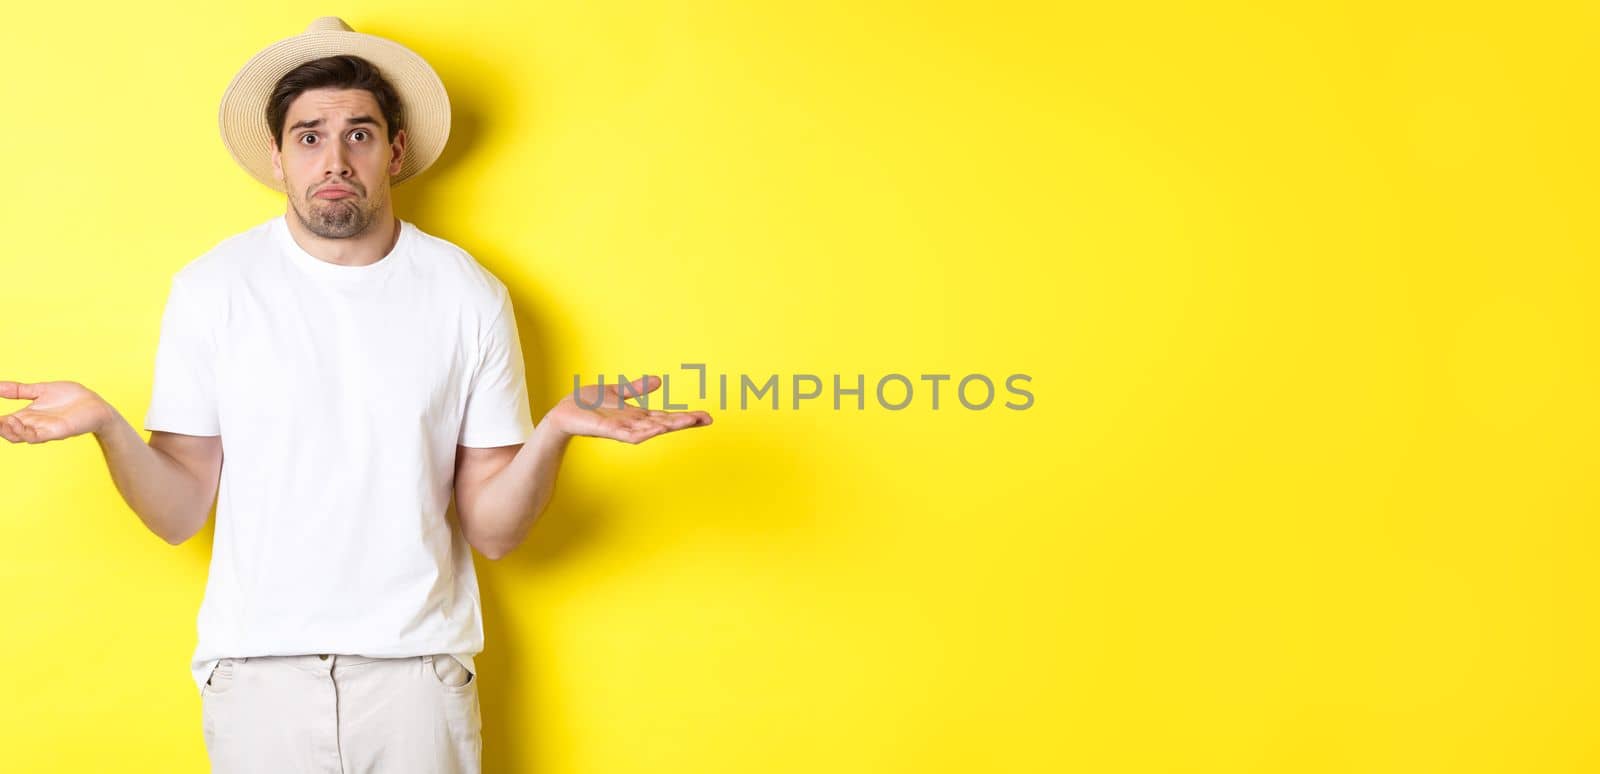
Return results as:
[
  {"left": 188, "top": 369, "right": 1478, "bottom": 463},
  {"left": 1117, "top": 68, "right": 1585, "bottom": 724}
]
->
[
  {"left": 143, "top": 273, "right": 221, "bottom": 436},
  {"left": 458, "top": 290, "right": 536, "bottom": 447}
]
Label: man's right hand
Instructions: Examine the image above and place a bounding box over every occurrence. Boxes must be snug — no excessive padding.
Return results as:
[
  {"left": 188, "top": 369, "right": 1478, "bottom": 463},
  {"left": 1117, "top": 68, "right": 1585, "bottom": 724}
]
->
[
  {"left": 0, "top": 380, "right": 114, "bottom": 444},
  {"left": 3, "top": 379, "right": 220, "bottom": 544}
]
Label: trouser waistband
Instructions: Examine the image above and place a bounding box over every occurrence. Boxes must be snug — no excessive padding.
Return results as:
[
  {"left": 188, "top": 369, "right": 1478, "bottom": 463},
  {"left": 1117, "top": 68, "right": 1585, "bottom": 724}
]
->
[{"left": 232, "top": 654, "right": 406, "bottom": 673}]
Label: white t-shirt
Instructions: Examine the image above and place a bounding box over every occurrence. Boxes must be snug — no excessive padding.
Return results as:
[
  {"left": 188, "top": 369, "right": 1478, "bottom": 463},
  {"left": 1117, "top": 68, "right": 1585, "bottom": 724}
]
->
[{"left": 144, "top": 213, "right": 536, "bottom": 696}]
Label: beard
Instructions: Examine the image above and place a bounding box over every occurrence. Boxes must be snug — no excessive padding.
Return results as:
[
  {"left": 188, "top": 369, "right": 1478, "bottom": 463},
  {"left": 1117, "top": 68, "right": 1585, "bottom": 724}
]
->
[{"left": 289, "top": 185, "right": 383, "bottom": 239}]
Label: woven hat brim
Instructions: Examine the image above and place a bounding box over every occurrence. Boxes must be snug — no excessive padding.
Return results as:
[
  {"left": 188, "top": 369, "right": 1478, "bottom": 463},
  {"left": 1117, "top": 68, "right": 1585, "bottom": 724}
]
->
[{"left": 218, "top": 30, "right": 450, "bottom": 193}]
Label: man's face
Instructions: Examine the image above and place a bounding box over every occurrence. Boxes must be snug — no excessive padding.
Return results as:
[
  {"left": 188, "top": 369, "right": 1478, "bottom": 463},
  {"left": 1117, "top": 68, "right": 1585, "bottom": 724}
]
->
[{"left": 270, "top": 88, "right": 406, "bottom": 239}]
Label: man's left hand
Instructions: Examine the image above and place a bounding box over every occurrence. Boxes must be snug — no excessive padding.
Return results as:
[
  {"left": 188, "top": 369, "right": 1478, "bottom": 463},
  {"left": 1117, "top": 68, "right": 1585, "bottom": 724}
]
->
[{"left": 544, "top": 375, "right": 713, "bottom": 444}]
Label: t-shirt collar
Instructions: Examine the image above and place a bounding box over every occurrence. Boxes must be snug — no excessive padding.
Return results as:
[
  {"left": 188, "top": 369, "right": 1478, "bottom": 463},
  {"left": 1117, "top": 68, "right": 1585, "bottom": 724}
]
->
[{"left": 273, "top": 213, "right": 412, "bottom": 281}]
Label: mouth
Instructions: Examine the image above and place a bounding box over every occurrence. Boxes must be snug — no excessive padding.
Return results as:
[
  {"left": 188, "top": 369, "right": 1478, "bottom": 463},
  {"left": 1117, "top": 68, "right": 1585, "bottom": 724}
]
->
[{"left": 314, "top": 188, "right": 357, "bottom": 200}]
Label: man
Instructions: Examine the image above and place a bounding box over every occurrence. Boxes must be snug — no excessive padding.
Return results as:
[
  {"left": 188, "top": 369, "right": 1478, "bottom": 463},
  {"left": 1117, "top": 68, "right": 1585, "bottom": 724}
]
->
[{"left": 0, "top": 16, "right": 711, "bottom": 773}]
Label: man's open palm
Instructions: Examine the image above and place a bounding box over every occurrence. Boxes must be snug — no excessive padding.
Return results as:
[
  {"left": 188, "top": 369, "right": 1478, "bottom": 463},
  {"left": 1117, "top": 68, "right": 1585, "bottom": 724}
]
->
[
  {"left": 0, "top": 380, "right": 111, "bottom": 444},
  {"left": 549, "top": 375, "right": 712, "bottom": 444}
]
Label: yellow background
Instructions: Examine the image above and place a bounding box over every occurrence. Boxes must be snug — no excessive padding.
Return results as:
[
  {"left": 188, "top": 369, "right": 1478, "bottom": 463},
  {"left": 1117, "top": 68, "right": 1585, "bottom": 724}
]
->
[{"left": 1, "top": 1, "right": 1595, "bottom": 772}]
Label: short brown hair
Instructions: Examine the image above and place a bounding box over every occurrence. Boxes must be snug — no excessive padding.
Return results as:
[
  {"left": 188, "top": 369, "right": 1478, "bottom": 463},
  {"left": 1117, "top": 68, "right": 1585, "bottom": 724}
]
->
[{"left": 266, "top": 55, "right": 404, "bottom": 149}]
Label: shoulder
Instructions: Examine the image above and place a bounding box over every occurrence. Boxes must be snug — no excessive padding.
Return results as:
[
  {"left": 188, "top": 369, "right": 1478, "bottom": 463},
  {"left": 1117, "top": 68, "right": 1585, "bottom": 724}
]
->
[
  {"left": 405, "top": 221, "right": 514, "bottom": 313},
  {"left": 168, "top": 216, "right": 277, "bottom": 290}
]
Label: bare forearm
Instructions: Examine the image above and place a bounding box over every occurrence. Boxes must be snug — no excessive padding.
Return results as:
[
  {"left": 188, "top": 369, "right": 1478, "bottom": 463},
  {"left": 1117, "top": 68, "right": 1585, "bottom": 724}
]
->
[
  {"left": 93, "top": 409, "right": 212, "bottom": 545},
  {"left": 456, "top": 375, "right": 714, "bottom": 557},
  {"left": 461, "top": 414, "right": 573, "bottom": 559}
]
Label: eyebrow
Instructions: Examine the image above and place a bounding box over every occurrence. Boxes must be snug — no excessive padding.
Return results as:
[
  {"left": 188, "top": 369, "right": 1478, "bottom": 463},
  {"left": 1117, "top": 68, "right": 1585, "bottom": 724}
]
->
[{"left": 288, "top": 115, "right": 381, "bottom": 133}]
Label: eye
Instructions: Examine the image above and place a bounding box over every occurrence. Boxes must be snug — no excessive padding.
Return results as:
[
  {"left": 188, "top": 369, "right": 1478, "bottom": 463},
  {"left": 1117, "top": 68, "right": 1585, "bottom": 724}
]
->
[
  {"left": 351, "top": 129, "right": 369, "bottom": 142},
  {"left": 299, "top": 133, "right": 318, "bottom": 145}
]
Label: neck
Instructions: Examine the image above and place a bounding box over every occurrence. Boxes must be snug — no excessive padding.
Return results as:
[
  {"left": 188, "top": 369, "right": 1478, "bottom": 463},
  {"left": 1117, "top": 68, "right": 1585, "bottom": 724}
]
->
[{"left": 283, "top": 204, "right": 401, "bottom": 267}]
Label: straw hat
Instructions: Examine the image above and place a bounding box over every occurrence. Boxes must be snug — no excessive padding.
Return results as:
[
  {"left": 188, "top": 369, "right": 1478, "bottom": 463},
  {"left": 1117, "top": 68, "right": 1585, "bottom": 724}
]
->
[{"left": 218, "top": 16, "right": 451, "bottom": 193}]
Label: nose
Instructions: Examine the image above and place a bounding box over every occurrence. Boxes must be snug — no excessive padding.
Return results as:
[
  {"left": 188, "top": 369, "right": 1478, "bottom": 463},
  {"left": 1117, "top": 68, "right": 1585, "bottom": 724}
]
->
[{"left": 321, "top": 140, "right": 354, "bottom": 181}]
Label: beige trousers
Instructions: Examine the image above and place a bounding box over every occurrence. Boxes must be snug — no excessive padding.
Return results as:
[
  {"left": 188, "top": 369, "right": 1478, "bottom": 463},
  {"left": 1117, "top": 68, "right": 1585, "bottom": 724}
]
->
[{"left": 200, "top": 653, "right": 482, "bottom": 773}]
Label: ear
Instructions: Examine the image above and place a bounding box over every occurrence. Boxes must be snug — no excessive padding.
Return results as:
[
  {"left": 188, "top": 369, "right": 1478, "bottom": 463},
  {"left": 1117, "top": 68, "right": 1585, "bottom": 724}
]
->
[
  {"left": 269, "top": 138, "right": 284, "bottom": 184},
  {"left": 388, "top": 128, "right": 407, "bottom": 177}
]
